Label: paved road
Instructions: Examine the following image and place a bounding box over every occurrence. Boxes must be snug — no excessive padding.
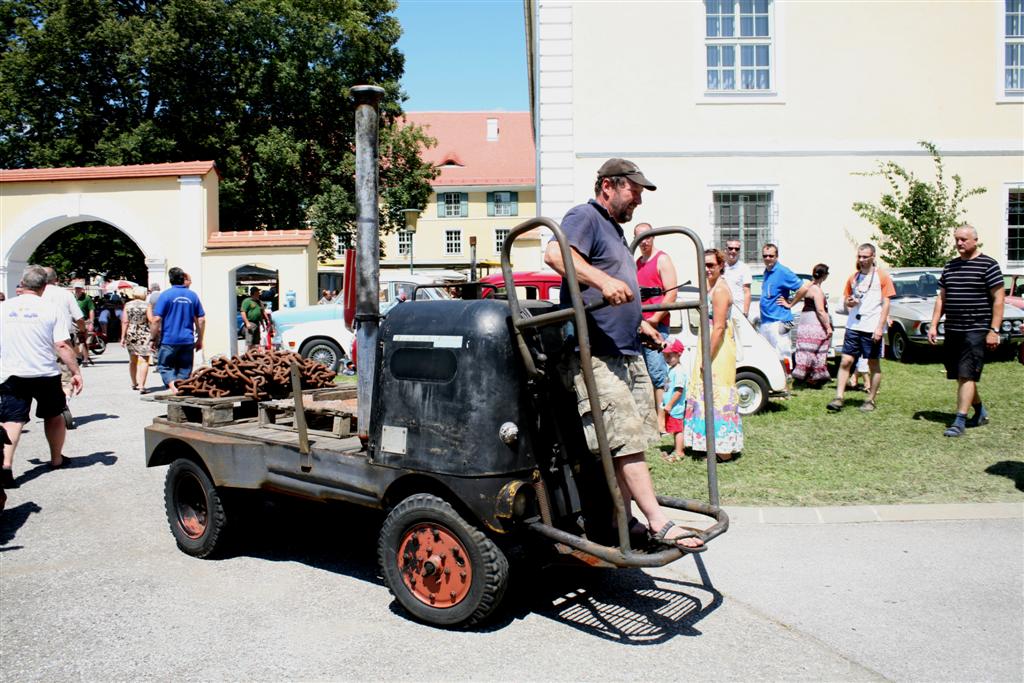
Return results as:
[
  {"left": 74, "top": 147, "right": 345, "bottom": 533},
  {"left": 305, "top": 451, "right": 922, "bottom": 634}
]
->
[{"left": 2, "top": 346, "right": 1021, "bottom": 681}]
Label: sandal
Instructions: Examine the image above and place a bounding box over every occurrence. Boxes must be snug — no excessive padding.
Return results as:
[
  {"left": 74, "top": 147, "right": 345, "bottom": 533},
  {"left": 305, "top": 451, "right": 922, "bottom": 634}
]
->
[
  {"left": 859, "top": 399, "right": 876, "bottom": 412},
  {"left": 943, "top": 423, "right": 966, "bottom": 437},
  {"left": 650, "top": 520, "right": 705, "bottom": 553},
  {"left": 826, "top": 398, "right": 844, "bottom": 412}
]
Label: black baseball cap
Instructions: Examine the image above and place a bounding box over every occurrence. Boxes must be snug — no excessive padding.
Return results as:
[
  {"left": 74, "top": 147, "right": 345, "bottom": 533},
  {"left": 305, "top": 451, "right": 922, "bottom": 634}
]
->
[{"left": 596, "top": 158, "right": 657, "bottom": 191}]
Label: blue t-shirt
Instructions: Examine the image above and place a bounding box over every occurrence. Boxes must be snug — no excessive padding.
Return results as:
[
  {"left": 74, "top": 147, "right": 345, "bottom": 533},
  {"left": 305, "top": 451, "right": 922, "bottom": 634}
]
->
[
  {"left": 662, "top": 363, "right": 688, "bottom": 419},
  {"left": 759, "top": 263, "right": 805, "bottom": 324},
  {"left": 554, "top": 199, "right": 642, "bottom": 356},
  {"left": 154, "top": 285, "right": 205, "bottom": 346}
]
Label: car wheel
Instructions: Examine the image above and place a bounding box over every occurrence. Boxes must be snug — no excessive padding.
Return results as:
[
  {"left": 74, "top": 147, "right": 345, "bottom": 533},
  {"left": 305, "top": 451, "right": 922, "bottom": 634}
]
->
[
  {"left": 890, "top": 327, "right": 913, "bottom": 363},
  {"left": 164, "top": 458, "right": 230, "bottom": 559},
  {"left": 735, "top": 370, "right": 770, "bottom": 416},
  {"left": 379, "top": 494, "right": 509, "bottom": 628},
  {"left": 299, "top": 338, "right": 344, "bottom": 372}
]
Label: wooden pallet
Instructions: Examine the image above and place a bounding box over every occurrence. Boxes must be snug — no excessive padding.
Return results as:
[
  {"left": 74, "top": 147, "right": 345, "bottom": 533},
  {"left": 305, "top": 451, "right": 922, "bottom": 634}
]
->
[
  {"left": 258, "top": 393, "right": 357, "bottom": 439},
  {"left": 156, "top": 394, "right": 259, "bottom": 427}
]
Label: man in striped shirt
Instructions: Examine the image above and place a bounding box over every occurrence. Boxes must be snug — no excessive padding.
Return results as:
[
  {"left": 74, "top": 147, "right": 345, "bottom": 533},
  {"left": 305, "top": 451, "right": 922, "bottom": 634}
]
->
[{"left": 928, "top": 224, "right": 1004, "bottom": 437}]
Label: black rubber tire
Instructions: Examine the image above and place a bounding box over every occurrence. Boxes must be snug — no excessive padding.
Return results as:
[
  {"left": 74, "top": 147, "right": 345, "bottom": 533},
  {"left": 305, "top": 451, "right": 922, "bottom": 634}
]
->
[
  {"left": 735, "top": 370, "right": 770, "bottom": 415},
  {"left": 378, "top": 494, "right": 509, "bottom": 628},
  {"left": 889, "top": 327, "right": 913, "bottom": 363},
  {"left": 299, "top": 338, "right": 343, "bottom": 372},
  {"left": 91, "top": 336, "right": 107, "bottom": 355},
  {"left": 164, "top": 458, "right": 229, "bottom": 559}
]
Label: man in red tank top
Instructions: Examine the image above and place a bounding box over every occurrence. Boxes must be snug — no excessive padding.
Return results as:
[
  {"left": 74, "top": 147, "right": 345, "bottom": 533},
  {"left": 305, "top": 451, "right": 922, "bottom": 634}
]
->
[{"left": 634, "top": 223, "right": 678, "bottom": 432}]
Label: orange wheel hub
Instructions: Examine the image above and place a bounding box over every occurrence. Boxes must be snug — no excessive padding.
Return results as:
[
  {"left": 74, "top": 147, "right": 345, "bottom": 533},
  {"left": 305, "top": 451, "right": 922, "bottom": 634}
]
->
[{"left": 397, "top": 523, "right": 473, "bottom": 608}]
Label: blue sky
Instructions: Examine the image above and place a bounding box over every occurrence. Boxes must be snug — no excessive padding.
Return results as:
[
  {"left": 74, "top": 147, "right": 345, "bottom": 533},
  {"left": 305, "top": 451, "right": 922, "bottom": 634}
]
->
[{"left": 394, "top": 0, "right": 529, "bottom": 112}]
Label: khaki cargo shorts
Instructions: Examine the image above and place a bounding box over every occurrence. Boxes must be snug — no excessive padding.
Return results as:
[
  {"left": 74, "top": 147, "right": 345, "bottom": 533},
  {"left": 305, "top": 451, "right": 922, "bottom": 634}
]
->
[{"left": 566, "top": 354, "right": 659, "bottom": 458}]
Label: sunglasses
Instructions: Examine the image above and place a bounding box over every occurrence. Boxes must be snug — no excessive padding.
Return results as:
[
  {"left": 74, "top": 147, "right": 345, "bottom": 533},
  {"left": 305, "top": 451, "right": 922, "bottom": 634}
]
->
[{"left": 726, "top": 247, "right": 741, "bottom": 252}]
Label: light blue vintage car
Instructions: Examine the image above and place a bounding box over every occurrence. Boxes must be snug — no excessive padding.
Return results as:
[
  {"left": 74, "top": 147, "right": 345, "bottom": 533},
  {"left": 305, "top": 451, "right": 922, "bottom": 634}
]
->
[{"left": 271, "top": 273, "right": 451, "bottom": 349}]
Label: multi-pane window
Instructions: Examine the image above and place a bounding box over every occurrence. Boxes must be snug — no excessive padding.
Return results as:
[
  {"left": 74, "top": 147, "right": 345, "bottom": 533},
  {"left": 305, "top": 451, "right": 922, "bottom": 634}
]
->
[
  {"left": 439, "top": 192, "right": 468, "bottom": 218},
  {"left": 494, "top": 228, "right": 510, "bottom": 254},
  {"left": 488, "top": 191, "right": 518, "bottom": 217},
  {"left": 398, "top": 230, "right": 412, "bottom": 256},
  {"left": 1009, "top": 189, "right": 1024, "bottom": 262},
  {"left": 445, "top": 229, "right": 462, "bottom": 255},
  {"left": 1007, "top": 0, "right": 1024, "bottom": 93},
  {"left": 706, "top": 0, "right": 772, "bottom": 92},
  {"left": 713, "top": 191, "right": 774, "bottom": 264}
]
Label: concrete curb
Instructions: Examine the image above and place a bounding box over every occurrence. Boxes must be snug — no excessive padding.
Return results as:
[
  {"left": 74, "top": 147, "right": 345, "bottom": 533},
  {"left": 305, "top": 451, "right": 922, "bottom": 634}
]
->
[{"left": 672, "top": 502, "right": 1022, "bottom": 525}]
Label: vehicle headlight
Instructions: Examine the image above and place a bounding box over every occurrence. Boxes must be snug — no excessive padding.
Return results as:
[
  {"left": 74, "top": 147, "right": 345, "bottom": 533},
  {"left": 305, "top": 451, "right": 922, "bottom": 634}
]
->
[
  {"left": 1001, "top": 320, "right": 1012, "bottom": 332},
  {"left": 1013, "top": 320, "right": 1022, "bottom": 333},
  {"left": 920, "top": 322, "right": 929, "bottom": 334},
  {"left": 937, "top": 322, "right": 944, "bottom": 335}
]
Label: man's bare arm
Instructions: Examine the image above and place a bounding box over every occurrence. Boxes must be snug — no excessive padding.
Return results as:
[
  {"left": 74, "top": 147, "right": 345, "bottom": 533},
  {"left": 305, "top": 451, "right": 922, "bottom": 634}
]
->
[
  {"left": 195, "top": 316, "right": 206, "bottom": 350},
  {"left": 650, "top": 252, "right": 678, "bottom": 325},
  {"left": 928, "top": 289, "right": 945, "bottom": 344},
  {"left": 55, "top": 340, "right": 83, "bottom": 394},
  {"left": 742, "top": 284, "right": 751, "bottom": 317}
]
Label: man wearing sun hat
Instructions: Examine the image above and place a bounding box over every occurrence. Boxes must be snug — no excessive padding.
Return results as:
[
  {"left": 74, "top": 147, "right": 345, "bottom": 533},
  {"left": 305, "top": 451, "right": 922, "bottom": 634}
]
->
[{"left": 543, "top": 158, "right": 702, "bottom": 551}]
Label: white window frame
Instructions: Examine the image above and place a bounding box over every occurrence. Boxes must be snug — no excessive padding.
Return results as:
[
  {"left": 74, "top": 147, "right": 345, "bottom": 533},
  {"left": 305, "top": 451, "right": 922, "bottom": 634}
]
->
[
  {"left": 695, "top": 0, "right": 786, "bottom": 104},
  {"left": 706, "top": 183, "right": 781, "bottom": 268},
  {"left": 494, "top": 228, "right": 510, "bottom": 255},
  {"left": 442, "top": 192, "right": 462, "bottom": 218},
  {"left": 1006, "top": 183, "right": 1024, "bottom": 266},
  {"left": 445, "top": 229, "right": 462, "bottom": 255},
  {"left": 397, "top": 230, "right": 411, "bottom": 256},
  {"left": 493, "top": 192, "right": 514, "bottom": 217},
  {"left": 998, "top": 0, "right": 1024, "bottom": 102}
]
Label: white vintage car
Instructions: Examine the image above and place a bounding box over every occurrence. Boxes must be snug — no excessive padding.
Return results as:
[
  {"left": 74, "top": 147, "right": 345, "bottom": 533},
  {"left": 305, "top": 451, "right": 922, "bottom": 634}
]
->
[{"left": 674, "top": 286, "right": 789, "bottom": 415}]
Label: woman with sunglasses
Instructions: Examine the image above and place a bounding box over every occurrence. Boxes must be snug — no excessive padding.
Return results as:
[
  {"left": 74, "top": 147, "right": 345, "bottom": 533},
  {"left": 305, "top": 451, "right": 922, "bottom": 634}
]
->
[
  {"left": 683, "top": 248, "right": 743, "bottom": 460},
  {"left": 791, "top": 263, "right": 833, "bottom": 388}
]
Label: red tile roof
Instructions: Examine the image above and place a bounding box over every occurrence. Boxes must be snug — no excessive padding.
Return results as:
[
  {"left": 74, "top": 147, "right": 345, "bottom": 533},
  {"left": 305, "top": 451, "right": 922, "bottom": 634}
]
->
[
  {"left": 0, "top": 161, "right": 219, "bottom": 183},
  {"left": 206, "top": 229, "right": 313, "bottom": 249},
  {"left": 403, "top": 112, "right": 534, "bottom": 187}
]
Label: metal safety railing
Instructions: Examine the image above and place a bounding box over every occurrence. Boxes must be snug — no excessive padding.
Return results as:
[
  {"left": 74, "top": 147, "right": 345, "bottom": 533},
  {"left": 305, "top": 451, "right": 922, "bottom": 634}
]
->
[{"left": 499, "top": 218, "right": 728, "bottom": 568}]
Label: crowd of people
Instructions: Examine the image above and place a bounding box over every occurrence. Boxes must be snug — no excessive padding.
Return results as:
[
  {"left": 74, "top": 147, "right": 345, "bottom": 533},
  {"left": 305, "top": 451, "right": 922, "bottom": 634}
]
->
[{"left": 1, "top": 264, "right": 208, "bottom": 493}]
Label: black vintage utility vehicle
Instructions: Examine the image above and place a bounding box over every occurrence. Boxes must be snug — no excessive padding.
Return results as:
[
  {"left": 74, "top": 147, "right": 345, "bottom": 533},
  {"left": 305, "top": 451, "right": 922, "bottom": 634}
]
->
[{"left": 145, "top": 86, "right": 728, "bottom": 627}]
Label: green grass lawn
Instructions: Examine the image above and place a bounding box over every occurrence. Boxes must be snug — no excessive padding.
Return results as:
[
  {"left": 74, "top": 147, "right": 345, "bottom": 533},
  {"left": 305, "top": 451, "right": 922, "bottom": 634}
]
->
[{"left": 648, "top": 358, "right": 1024, "bottom": 506}]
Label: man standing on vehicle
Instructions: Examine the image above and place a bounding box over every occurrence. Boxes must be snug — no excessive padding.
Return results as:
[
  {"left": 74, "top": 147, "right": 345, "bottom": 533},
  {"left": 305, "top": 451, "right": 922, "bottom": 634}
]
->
[
  {"left": 73, "top": 283, "right": 96, "bottom": 365},
  {"left": 723, "top": 239, "right": 752, "bottom": 318},
  {"left": 827, "top": 244, "right": 895, "bottom": 413},
  {"left": 928, "top": 224, "right": 1004, "bottom": 437},
  {"left": 759, "top": 243, "right": 809, "bottom": 363},
  {"left": 151, "top": 267, "right": 205, "bottom": 394},
  {"left": 634, "top": 222, "right": 678, "bottom": 433},
  {"left": 1, "top": 266, "right": 84, "bottom": 488},
  {"left": 544, "top": 158, "right": 701, "bottom": 550}
]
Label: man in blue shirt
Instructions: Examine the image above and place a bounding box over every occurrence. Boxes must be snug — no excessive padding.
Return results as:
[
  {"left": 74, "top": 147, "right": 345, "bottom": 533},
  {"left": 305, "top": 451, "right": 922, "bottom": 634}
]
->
[
  {"left": 151, "top": 267, "right": 205, "bottom": 393},
  {"left": 544, "top": 158, "right": 702, "bottom": 551},
  {"left": 758, "top": 243, "right": 809, "bottom": 363}
]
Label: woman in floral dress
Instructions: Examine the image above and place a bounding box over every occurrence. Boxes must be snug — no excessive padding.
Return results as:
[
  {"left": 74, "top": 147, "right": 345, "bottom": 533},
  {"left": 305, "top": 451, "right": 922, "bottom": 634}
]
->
[
  {"left": 791, "top": 263, "right": 833, "bottom": 387},
  {"left": 120, "top": 286, "right": 152, "bottom": 392},
  {"left": 683, "top": 248, "right": 743, "bottom": 459}
]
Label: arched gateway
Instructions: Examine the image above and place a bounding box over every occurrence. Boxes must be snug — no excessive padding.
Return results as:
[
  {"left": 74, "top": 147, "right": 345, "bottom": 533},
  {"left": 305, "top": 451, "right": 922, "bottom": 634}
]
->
[{"left": 0, "top": 162, "right": 316, "bottom": 359}]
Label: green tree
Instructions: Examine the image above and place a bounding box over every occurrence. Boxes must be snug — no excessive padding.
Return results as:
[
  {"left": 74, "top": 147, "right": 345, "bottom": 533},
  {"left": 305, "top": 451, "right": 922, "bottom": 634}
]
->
[
  {"left": 852, "top": 141, "right": 986, "bottom": 267},
  {"left": 0, "top": 0, "right": 436, "bottom": 260},
  {"left": 29, "top": 222, "right": 146, "bottom": 282}
]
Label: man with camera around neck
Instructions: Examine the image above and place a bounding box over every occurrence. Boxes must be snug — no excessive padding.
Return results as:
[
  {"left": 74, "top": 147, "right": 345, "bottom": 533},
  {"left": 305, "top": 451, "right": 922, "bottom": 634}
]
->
[{"left": 827, "top": 243, "right": 895, "bottom": 413}]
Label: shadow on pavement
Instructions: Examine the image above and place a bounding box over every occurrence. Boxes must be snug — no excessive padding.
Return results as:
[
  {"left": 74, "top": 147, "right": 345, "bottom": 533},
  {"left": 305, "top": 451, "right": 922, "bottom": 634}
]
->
[
  {"left": 0, "top": 500, "right": 43, "bottom": 552},
  {"left": 17, "top": 451, "right": 118, "bottom": 487},
  {"left": 985, "top": 461, "right": 1024, "bottom": 492},
  {"left": 911, "top": 410, "right": 955, "bottom": 424},
  {"left": 69, "top": 412, "right": 120, "bottom": 427},
  {"left": 223, "top": 495, "right": 721, "bottom": 637}
]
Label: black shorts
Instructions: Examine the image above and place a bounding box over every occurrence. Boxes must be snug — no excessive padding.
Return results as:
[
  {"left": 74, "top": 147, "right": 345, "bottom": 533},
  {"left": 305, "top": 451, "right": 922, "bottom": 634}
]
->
[
  {"left": 943, "top": 330, "right": 987, "bottom": 381},
  {"left": 0, "top": 375, "right": 67, "bottom": 423}
]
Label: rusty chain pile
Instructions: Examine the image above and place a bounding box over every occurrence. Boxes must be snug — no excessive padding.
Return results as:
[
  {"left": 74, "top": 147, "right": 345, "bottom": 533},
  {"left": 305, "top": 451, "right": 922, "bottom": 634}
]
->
[{"left": 175, "top": 347, "right": 337, "bottom": 400}]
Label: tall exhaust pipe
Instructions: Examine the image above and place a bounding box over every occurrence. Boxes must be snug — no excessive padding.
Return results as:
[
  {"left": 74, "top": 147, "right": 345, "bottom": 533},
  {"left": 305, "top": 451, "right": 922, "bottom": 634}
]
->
[{"left": 352, "top": 85, "right": 385, "bottom": 441}]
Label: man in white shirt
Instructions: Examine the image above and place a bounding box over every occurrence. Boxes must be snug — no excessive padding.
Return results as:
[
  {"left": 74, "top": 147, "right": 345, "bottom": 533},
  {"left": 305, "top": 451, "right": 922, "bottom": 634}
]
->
[
  {"left": 722, "top": 239, "right": 752, "bottom": 317},
  {"left": 1, "top": 265, "right": 84, "bottom": 488},
  {"left": 41, "top": 267, "right": 85, "bottom": 343}
]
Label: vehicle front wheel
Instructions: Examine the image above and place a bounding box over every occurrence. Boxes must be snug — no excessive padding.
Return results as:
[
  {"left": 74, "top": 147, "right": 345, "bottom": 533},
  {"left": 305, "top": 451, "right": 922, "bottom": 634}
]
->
[
  {"left": 91, "top": 336, "right": 107, "bottom": 355},
  {"left": 735, "top": 370, "right": 770, "bottom": 415},
  {"left": 889, "top": 327, "right": 913, "bottom": 363},
  {"left": 379, "top": 494, "right": 509, "bottom": 628},
  {"left": 164, "top": 458, "right": 230, "bottom": 558},
  {"left": 299, "top": 338, "right": 343, "bottom": 372}
]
